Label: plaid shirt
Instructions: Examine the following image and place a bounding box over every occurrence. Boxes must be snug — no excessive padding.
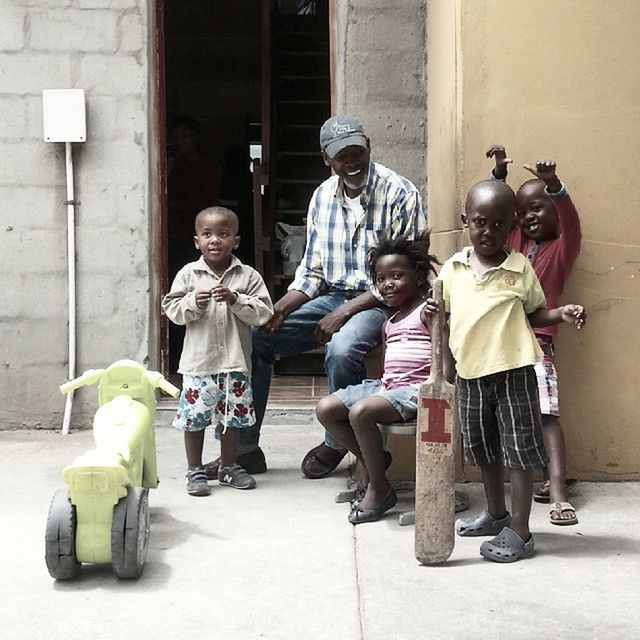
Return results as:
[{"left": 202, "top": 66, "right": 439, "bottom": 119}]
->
[{"left": 289, "top": 161, "right": 427, "bottom": 299}]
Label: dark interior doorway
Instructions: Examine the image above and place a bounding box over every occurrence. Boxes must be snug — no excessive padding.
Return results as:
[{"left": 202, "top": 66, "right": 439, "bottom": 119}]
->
[
  {"left": 163, "top": 0, "right": 262, "bottom": 375},
  {"left": 160, "top": 0, "right": 331, "bottom": 378}
]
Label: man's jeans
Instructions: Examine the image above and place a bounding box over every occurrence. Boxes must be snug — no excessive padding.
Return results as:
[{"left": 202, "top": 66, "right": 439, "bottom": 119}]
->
[{"left": 240, "top": 290, "right": 390, "bottom": 453}]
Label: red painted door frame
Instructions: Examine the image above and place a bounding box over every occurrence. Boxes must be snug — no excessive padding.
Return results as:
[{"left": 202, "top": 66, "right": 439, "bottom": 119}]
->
[{"left": 150, "top": 0, "right": 169, "bottom": 373}]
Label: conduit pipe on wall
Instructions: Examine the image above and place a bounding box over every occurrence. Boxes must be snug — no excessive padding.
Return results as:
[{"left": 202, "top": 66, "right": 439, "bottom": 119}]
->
[
  {"left": 42, "top": 89, "right": 86, "bottom": 434},
  {"left": 61, "top": 141, "right": 76, "bottom": 435}
]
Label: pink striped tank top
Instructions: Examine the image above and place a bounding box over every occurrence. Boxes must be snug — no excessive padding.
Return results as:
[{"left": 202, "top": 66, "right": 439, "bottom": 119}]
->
[{"left": 380, "top": 301, "right": 432, "bottom": 390}]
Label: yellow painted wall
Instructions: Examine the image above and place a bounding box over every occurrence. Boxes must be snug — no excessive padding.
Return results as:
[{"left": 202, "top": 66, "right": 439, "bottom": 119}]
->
[{"left": 427, "top": 0, "right": 640, "bottom": 479}]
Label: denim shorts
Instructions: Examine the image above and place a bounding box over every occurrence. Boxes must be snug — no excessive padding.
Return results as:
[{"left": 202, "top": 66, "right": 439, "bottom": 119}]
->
[
  {"left": 173, "top": 372, "right": 255, "bottom": 433},
  {"left": 333, "top": 379, "right": 419, "bottom": 422}
]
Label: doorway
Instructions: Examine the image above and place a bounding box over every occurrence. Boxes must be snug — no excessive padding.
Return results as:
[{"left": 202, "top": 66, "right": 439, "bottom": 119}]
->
[
  {"left": 157, "top": 0, "right": 331, "bottom": 378},
  {"left": 162, "top": 0, "right": 262, "bottom": 376}
]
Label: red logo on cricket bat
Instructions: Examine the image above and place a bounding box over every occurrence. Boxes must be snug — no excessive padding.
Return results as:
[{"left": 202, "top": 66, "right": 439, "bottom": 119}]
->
[{"left": 420, "top": 397, "right": 452, "bottom": 445}]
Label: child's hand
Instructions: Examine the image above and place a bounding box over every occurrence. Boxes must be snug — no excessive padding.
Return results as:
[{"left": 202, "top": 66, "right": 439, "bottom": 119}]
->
[
  {"left": 195, "top": 289, "right": 213, "bottom": 309},
  {"left": 523, "top": 160, "right": 562, "bottom": 193},
  {"left": 486, "top": 144, "right": 512, "bottom": 180},
  {"left": 420, "top": 303, "right": 433, "bottom": 328},
  {"left": 560, "top": 304, "right": 587, "bottom": 329},
  {"left": 211, "top": 285, "right": 238, "bottom": 305},
  {"left": 425, "top": 297, "right": 440, "bottom": 315}
]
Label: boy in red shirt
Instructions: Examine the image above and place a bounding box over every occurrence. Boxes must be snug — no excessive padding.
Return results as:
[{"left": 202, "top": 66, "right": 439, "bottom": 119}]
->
[{"left": 487, "top": 145, "right": 581, "bottom": 525}]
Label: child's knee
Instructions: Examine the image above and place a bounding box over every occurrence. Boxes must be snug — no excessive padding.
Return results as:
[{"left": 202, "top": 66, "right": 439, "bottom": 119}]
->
[
  {"left": 348, "top": 399, "right": 375, "bottom": 429},
  {"left": 316, "top": 394, "right": 342, "bottom": 424}
]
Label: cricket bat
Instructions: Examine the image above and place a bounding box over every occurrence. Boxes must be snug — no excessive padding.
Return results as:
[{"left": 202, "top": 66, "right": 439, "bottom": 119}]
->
[{"left": 415, "top": 279, "right": 456, "bottom": 564}]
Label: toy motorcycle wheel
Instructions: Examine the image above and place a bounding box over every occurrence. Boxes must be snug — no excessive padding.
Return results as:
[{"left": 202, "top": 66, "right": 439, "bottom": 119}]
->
[
  {"left": 45, "top": 489, "right": 81, "bottom": 580},
  {"left": 111, "top": 487, "right": 150, "bottom": 579}
]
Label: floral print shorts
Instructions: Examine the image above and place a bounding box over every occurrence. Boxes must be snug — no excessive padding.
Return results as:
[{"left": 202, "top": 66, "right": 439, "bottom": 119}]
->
[
  {"left": 535, "top": 336, "right": 559, "bottom": 417},
  {"left": 173, "top": 372, "right": 256, "bottom": 433}
]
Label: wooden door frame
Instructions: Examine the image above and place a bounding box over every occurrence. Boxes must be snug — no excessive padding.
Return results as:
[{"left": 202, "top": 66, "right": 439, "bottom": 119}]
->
[
  {"left": 329, "top": 0, "right": 337, "bottom": 114},
  {"left": 149, "top": 0, "right": 169, "bottom": 373}
]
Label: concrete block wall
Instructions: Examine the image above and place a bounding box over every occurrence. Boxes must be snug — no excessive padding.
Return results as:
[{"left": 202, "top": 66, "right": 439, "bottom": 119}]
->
[
  {"left": 332, "top": 0, "right": 427, "bottom": 196},
  {"left": 0, "top": 1, "right": 151, "bottom": 429}
]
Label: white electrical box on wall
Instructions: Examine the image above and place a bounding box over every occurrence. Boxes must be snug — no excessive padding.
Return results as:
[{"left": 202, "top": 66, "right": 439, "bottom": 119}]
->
[{"left": 42, "top": 89, "right": 86, "bottom": 143}]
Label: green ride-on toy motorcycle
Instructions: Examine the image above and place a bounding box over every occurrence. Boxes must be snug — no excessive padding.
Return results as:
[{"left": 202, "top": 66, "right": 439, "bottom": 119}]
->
[{"left": 45, "top": 360, "right": 179, "bottom": 580}]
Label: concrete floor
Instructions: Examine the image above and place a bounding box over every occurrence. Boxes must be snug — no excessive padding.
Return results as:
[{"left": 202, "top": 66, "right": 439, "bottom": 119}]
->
[{"left": 1, "top": 422, "right": 639, "bottom": 640}]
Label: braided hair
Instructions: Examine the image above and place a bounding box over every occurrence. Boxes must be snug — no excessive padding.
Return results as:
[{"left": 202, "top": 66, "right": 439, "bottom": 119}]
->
[{"left": 368, "top": 231, "right": 439, "bottom": 296}]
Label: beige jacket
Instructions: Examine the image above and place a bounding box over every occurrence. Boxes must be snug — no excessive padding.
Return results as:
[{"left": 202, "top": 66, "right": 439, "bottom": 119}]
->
[{"left": 162, "top": 256, "right": 274, "bottom": 375}]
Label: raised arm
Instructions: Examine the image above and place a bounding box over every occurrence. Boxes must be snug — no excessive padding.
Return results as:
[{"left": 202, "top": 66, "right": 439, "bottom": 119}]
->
[
  {"left": 523, "top": 159, "right": 582, "bottom": 266},
  {"left": 522, "top": 160, "right": 562, "bottom": 194},
  {"left": 486, "top": 144, "right": 512, "bottom": 181}
]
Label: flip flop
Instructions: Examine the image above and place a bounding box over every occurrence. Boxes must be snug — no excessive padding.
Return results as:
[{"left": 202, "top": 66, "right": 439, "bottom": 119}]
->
[
  {"left": 350, "top": 451, "right": 394, "bottom": 504},
  {"left": 348, "top": 490, "right": 398, "bottom": 524},
  {"left": 455, "top": 509, "right": 511, "bottom": 537},
  {"left": 533, "top": 478, "right": 579, "bottom": 503},
  {"left": 480, "top": 527, "right": 535, "bottom": 563},
  {"left": 549, "top": 501, "right": 578, "bottom": 526}
]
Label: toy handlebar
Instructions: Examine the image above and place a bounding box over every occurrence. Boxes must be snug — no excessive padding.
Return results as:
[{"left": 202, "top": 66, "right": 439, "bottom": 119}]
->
[
  {"left": 59, "top": 363, "right": 180, "bottom": 398},
  {"left": 144, "top": 371, "right": 181, "bottom": 398},
  {"left": 60, "top": 369, "right": 106, "bottom": 394}
]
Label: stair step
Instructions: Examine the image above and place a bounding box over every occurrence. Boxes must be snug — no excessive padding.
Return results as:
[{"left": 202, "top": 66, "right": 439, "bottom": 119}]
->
[
  {"left": 279, "top": 179, "right": 322, "bottom": 185},
  {"left": 278, "top": 50, "right": 328, "bottom": 58},
  {"left": 275, "top": 16, "right": 329, "bottom": 32},
  {"left": 277, "top": 101, "right": 329, "bottom": 125},
  {"left": 278, "top": 99, "right": 329, "bottom": 104},
  {"left": 279, "top": 75, "right": 330, "bottom": 81}
]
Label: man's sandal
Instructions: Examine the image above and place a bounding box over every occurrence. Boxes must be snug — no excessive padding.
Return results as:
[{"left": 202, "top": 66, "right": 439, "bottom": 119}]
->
[
  {"left": 549, "top": 501, "right": 578, "bottom": 526},
  {"left": 533, "top": 478, "right": 579, "bottom": 503},
  {"left": 455, "top": 509, "right": 511, "bottom": 537},
  {"left": 480, "top": 527, "right": 535, "bottom": 563},
  {"left": 301, "top": 443, "right": 347, "bottom": 479}
]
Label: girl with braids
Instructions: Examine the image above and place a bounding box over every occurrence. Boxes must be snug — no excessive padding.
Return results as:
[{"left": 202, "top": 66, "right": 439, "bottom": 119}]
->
[{"left": 315, "top": 232, "right": 439, "bottom": 524}]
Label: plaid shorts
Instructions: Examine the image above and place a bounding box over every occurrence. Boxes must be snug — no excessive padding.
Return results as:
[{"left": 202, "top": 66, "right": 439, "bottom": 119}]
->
[
  {"left": 456, "top": 366, "right": 548, "bottom": 471},
  {"left": 173, "top": 372, "right": 255, "bottom": 433},
  {"left": 535, "top": 336, "right": 559, "bottom": 417}
]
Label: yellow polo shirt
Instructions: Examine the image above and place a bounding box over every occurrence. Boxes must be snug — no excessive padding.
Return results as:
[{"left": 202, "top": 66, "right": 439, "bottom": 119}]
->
[{"left": 440, "top": 247, "right": 545, "bottom": 379}]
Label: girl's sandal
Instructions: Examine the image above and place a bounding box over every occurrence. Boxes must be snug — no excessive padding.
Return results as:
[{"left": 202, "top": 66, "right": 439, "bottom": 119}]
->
[
  {"left": 534, "top": 478, "right": 579, "bottom": 503},
  {"left": 549, "top": 501, "right": 578, "bottom": 526},
  {"left": 533, "top": 480, "right": 551, "bottom": 503}
]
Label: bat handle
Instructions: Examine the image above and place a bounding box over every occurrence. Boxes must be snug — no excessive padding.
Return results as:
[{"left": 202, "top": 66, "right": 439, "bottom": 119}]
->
[{"left": 431, "top": 279, "right": 444, "bottom": 380}]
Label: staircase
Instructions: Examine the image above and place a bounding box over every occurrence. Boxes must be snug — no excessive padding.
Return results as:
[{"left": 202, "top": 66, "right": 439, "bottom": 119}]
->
[{"left": 269, "top": 5, "right": 331, "bottom": 301}]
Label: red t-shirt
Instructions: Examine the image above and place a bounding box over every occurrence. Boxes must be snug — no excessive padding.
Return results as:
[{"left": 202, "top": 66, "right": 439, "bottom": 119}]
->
[{"left": 506, "top": 190, "right": 581, "bottom": 339}]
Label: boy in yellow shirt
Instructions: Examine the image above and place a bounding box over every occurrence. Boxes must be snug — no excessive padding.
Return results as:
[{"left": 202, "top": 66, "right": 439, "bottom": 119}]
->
[{"left": 432, "top": 179, "right": 586, "bottom": 562}]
